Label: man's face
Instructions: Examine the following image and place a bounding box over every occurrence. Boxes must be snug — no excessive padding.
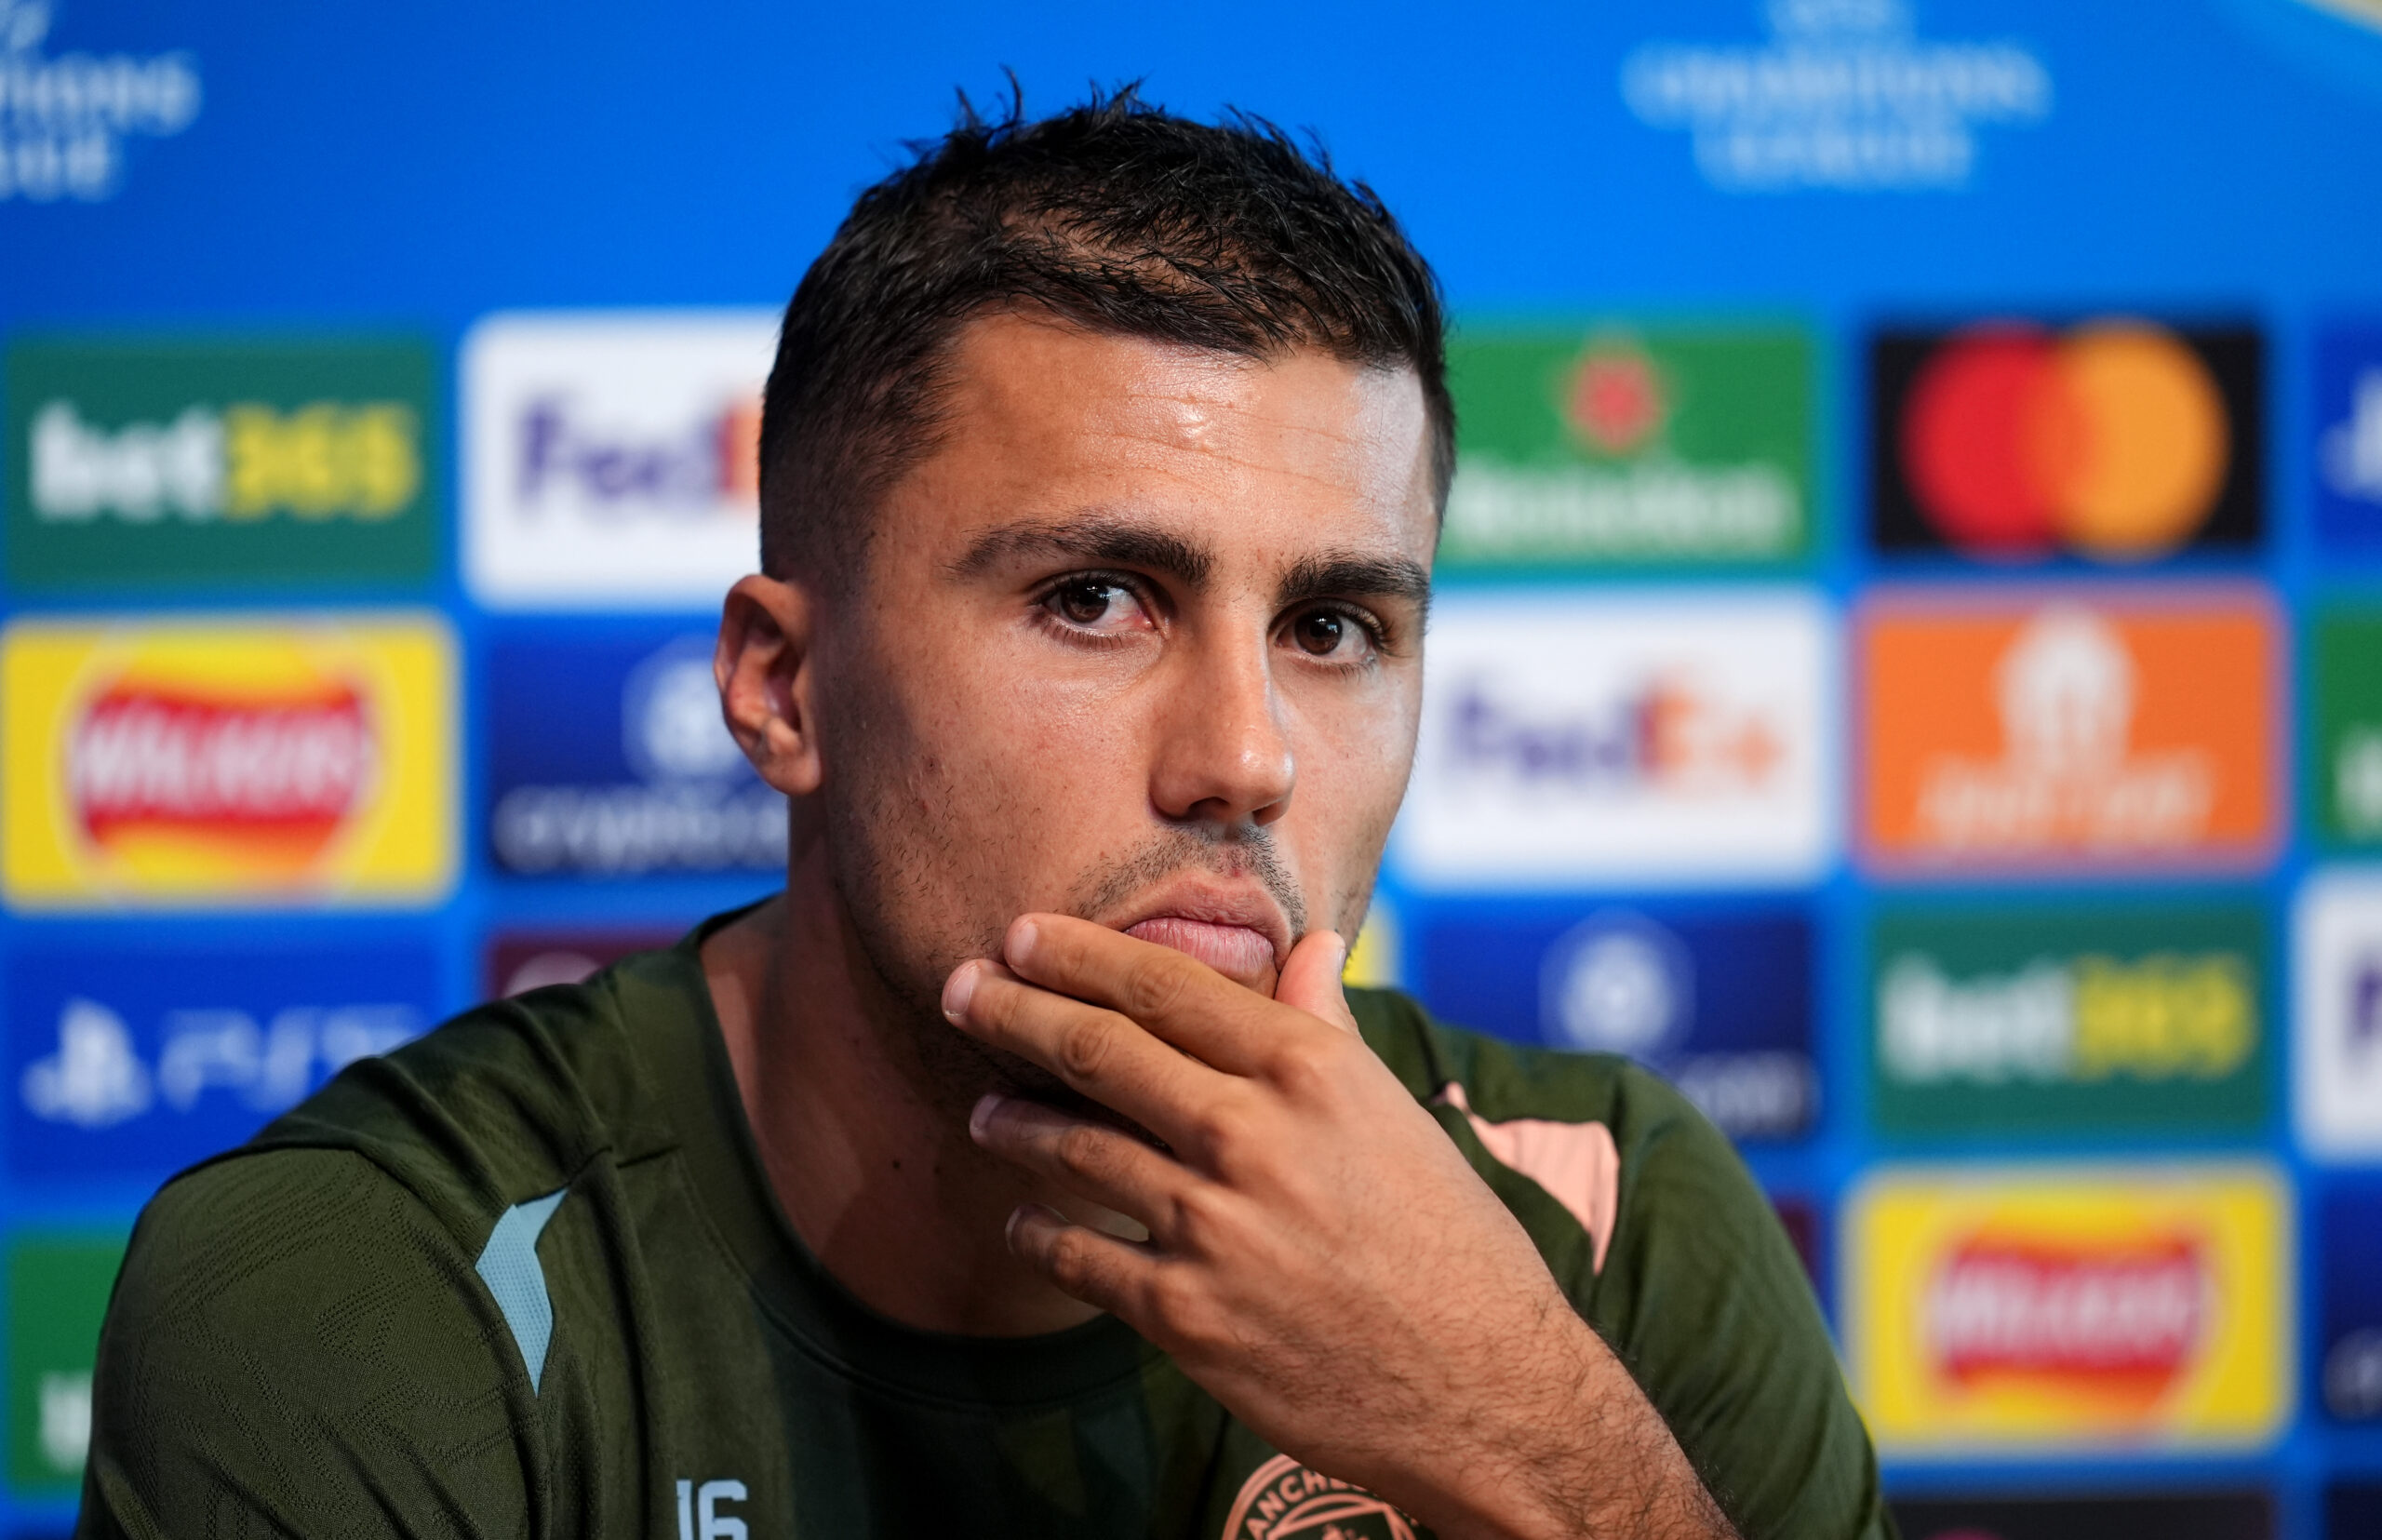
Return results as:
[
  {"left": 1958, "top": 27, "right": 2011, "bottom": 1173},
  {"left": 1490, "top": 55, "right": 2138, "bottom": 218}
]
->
[{"left": 806, "top": 313, "right": 1438, "bottom": 1038}]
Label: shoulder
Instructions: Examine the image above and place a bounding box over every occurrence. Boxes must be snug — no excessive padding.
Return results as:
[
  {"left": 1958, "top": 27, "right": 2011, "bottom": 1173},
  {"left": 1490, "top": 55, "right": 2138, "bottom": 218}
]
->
[
  {"left": 1349, "top": 986, "right": 1890, "bottom": 1539},
  {"left": 1348, "top": 983, "right": 1690, "bottom": 1127},
  {"left": 1350, "top": 983, "right": 1801, "bottom": 1314},
  {"left": 235, "top": 944, "right": 698, "bottom": 1243},
  {"left": 87, "top": 1146, "right": 534, "bottom": 1533},
  {"left": 1347, "top": 984, "right": 1736, "bottom": 1256},
  {"left": 110, "top": 1145, "right": 489, "bottom": 1358}
]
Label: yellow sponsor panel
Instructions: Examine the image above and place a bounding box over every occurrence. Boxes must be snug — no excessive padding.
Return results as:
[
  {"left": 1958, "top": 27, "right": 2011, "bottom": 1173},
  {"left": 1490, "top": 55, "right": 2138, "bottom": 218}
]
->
[
  {"left": 2, "top": 613, "right": 456, "bottom": 907},
  {"left": 1846, "top": 1161, "right": 2290, "bottom": 1453}
]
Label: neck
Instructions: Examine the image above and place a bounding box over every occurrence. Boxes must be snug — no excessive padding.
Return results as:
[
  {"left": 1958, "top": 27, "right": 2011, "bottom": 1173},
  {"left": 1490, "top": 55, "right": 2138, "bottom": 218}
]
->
[{"left": 702, "top": 844, "right": 1108, "bottom": 1337}]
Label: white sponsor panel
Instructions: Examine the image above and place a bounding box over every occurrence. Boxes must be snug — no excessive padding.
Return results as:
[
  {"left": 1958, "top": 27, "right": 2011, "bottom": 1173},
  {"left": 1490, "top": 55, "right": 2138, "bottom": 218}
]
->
[
  {"left": 2295, "top": 868, "right": 2382, "bottom": 1160},
  {"left": 464, "top": 312, "right": 774, "bottom": 609},
  {"left": 1393, "top": 588, "right": 1835, "bottom": 886}
]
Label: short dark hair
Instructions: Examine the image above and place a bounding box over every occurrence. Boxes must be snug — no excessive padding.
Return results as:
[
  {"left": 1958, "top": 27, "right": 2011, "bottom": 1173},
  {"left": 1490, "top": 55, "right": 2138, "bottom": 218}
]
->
[{"left": 757, "top": 85, "right": 1452, "bottom": 581}]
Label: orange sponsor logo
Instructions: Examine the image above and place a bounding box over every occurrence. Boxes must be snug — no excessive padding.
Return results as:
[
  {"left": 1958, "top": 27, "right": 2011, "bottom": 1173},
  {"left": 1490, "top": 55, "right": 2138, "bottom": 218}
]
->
[{"left": 1860, "top": 588, "right": 2279, "bottom": 870}]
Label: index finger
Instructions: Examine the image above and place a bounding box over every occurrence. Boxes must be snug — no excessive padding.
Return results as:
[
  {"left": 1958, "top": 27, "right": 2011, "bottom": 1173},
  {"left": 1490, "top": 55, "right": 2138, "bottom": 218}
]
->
[{"left": 1002, "top": 915, "right": 1295, "bottom": 1077}]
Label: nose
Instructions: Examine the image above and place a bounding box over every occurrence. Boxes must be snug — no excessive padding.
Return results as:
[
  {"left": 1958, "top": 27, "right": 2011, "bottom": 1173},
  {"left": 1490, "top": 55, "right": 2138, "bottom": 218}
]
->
[{"left": 1149, "top": 629, "right": 1295, "bottom": 828}]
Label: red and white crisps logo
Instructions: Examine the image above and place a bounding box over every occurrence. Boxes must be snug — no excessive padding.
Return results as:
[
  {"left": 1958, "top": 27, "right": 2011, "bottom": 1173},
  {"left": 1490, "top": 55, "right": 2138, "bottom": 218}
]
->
[
  {"left": 69, "top": 676, "right": 375, "bottom": 871},
  {"left": 1927, "top": 1233, "right": 2209, "bottom": 1410}
]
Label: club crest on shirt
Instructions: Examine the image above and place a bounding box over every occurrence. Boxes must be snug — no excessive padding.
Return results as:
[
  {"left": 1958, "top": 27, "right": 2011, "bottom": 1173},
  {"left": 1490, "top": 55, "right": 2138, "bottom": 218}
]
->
[{"left": 1222, "top": 1453, "right": 1418, "bottom": 1540}]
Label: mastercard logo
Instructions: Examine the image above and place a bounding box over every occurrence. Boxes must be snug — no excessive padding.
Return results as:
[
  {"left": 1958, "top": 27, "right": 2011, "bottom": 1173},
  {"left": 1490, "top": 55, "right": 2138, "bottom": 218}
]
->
[{"left": 1874, "top": 321, "right": 2260, "bottom": 561}]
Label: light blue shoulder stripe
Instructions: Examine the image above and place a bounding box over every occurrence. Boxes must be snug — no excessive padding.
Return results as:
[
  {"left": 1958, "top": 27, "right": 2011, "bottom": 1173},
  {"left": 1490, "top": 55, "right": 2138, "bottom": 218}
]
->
[{"left": 475, "top": 1187, "right": 569, "bottom": 1394}]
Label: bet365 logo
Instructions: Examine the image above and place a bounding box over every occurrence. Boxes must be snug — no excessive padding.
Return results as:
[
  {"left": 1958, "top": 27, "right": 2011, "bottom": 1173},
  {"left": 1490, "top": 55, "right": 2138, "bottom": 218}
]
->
[
  {"left": 31, "top": 398, "right": 419, "bottom": 523},
  {"left": 5, "top": 338, "right": 438, "bottom": 589}
]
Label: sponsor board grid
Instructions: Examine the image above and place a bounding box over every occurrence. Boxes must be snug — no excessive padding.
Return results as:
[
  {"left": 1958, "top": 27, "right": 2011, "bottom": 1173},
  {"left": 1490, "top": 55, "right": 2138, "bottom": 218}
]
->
[
  {"left": 4, "top": 337, "right": 445, "bottom": 594},
  {"left": 0, "top": 303, "right": 2375, "bottom": 1531},
  {"left": 2, "top": 0, "right": 2379, "bottom": 1515},
  {"left": 1377, "top": 521, "right": 2345, "bottom": 1501}
]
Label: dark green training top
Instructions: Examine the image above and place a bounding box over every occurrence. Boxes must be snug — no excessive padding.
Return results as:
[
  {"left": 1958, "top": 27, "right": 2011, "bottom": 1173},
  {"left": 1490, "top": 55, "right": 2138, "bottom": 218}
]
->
[{"left": 79, "top": 910, "right": 1891, "bottom": 1540}]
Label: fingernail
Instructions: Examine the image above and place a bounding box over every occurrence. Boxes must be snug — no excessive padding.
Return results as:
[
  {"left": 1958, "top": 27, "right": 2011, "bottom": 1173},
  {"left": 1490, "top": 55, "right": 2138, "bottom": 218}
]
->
[
  {"left": 969, "top": 1091, "right": 1005, "bottom": 1143},
  {"left": 1008, "top": 917, "right": 1039, "bottom": 964},
  {"left": 942, "top": 961, "right": 980, "bottom": 1024},
  {"left": 1004, "top": 1201, "right": 1056, "bottom": 1250}
]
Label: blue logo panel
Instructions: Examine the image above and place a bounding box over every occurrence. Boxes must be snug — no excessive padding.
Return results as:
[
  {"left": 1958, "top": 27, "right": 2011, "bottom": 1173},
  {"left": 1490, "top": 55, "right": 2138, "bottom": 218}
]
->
[
  {"left": 2331, "top": 1482, "right": 2382, "bottom": 1540},
  {"left": 2316, "top": 323, "right": 2382, "bottom": 558},
  {"left": 1413, "top": 902, "right": 1816, "bottom": 1141},
  {"left": 485, "top": 629, "right": 786, "bottom": 877},
  {"left": 1894, "top": 1493, "right": 2269, "bottom": 1540},
  {"left": 6, "top": 942, "right": 439, "bottom": 1179},
  {"left": 2321, "top": 1181, "right": 2382, "bottom": 1425}
]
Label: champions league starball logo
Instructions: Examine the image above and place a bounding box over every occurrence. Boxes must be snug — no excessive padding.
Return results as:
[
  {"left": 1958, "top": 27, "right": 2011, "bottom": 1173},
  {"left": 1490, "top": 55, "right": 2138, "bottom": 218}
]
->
[{"left": 1541, "top": 914, "right": 1693, "bottom": 1061}]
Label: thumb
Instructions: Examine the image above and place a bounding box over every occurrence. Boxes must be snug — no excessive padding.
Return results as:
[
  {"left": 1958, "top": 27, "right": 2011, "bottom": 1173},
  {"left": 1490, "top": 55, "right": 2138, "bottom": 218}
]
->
[{"left": 1276, "top": 930, "right": 1361, "bottom": 1038}]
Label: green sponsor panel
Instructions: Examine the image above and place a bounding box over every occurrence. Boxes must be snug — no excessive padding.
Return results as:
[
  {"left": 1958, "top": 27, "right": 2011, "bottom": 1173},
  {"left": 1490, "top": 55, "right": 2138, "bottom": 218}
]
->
[
  {"left": 1441, "top": 325, "right": 1813, "bottom": 568},
  {"left": 5, "top": 337, "right": 438, "bottom": 590},
  {"left": 1867, "top": 904, "right": 2269, "bottom": 1137},
  {"left": 2314, "top": 609, "right": 2382, "bottom": 846},
  {"left": 7, "top": 1233, "right": 124, "bottom": 1496}
]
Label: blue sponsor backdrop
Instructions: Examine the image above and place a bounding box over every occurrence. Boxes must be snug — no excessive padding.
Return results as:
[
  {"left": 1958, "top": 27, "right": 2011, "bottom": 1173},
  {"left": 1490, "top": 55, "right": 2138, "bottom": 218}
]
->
[
  {"left": 2315, "top": 327, "right": 2382, "bottom": 558},
  {"left": 5, "top": 942, "right": 436, "bottom": 1181},
  {"left": 2320, "top": 1182, "right": 2382, "bottom": 1426},
  {"left": 2328, "top": 1481, "right": 2382, "bottom": 1540},
  {"left": 8, "top": 0, "right": 2382, "bottom": 1533},
  {"left": 1413, "top": 902, "right": 1817, "bottom": 1141},
  {"left": 485, "top": 627, "right": 785, "bottom": 879}
]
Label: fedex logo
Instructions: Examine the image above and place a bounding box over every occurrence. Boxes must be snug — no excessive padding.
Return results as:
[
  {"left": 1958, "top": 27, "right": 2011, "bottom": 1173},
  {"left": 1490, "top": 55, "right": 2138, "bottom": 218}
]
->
[
  {"left": 1447, "top": 674, "right": 1784, "bottom": 794},
  {"left": 464, "top": 313, "right": 775, "bottom": 609},
  {"left": 1395, "top": 589, "right": 1834, "bottom": 886},
  {"left": 515, "top": 394, "right": 757, "bottom": 515},
  {"left": 2295, "top": 872, "right": 2382, "bottom": 1160}
]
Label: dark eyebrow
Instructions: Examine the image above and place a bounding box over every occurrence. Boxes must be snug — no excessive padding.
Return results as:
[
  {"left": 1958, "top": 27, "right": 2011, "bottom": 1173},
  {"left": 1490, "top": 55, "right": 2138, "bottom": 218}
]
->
[
  {"left": 946, "top": 515, "right": 1214, "bottom": 587},
  {"left": 1277, "top": 551, "right": 1434, "bottom": 615}
]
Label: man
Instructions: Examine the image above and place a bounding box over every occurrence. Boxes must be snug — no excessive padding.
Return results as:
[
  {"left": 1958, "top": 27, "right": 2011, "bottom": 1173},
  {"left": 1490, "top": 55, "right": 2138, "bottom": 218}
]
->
[{"left": 82, "top": 93, "right": 1889, "bottom": 1540}]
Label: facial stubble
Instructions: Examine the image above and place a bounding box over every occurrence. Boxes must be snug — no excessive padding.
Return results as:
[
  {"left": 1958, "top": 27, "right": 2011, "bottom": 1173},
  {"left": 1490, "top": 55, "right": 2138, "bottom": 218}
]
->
[{"left": 826, "top": 781, "right": 1316, "bottom": 1118}]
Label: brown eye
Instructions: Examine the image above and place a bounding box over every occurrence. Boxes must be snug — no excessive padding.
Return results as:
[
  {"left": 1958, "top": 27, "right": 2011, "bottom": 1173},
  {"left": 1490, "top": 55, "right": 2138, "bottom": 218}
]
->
[
  {"left": 1293, "top": 609, "right": 1345, "bottom": 656},
  {"left": 1057, "top": 582, "right": 1117, "bottom": 625}
]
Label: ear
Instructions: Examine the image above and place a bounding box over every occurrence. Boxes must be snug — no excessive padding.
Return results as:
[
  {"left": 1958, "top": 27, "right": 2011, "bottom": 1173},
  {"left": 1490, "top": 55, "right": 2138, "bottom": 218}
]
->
[{"left": 715, "top": 574, "right": 823, "bottom": 797}]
